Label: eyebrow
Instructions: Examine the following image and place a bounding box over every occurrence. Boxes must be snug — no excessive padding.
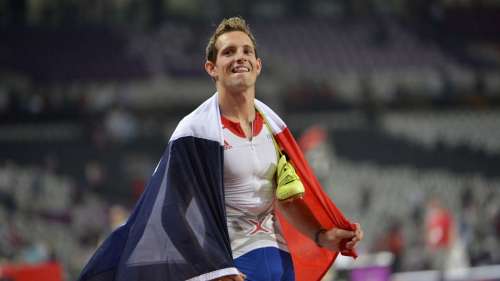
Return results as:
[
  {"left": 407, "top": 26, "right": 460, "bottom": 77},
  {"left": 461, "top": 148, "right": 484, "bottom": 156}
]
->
[{"left": 220, "top": 43, "right": 254, "bottom": 52}]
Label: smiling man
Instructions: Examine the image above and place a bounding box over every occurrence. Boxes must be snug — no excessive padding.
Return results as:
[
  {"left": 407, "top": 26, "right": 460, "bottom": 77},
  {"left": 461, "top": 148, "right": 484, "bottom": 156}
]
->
[
  {"left": 77, "top": 17, "right": 362, "bottom": 281},
  {"left": 202, "top": 17, "right": 363, "bottom": 281},
  {"left": 206, "top": 30, "right": 261, "bottom": 94}
]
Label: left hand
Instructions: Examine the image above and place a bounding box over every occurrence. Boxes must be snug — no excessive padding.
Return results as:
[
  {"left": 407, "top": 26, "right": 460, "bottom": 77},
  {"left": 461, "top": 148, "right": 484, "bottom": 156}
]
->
[{"left": 318, "top": 223, "right": 363, "bottom": 252}]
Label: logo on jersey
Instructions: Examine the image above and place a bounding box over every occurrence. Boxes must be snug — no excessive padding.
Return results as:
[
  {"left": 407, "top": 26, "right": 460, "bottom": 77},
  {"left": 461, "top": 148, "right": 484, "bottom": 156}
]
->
[
  {"left": 247, "top": 217, "right": 271, "bottom": 235},
  {"left": 224, "top": 139, "right": 233, "bottom": 150}
]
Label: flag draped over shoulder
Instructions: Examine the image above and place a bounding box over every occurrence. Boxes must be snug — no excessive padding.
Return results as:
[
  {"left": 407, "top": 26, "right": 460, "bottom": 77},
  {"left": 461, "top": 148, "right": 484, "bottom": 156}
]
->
[
  {"left": 255, "top": 100, "right": 358, "bottom": 281},
  {"left": 78, "top": 93, "right": 356, "bottom": 281},
  {"left": 78, "top": 94, "right": 238, "bottom": 281}
]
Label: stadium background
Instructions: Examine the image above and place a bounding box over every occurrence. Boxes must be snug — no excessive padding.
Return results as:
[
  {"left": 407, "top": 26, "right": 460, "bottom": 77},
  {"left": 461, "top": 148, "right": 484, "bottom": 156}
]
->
[{"left": 0, "top": 0, "right": 499, "bottom": 280}]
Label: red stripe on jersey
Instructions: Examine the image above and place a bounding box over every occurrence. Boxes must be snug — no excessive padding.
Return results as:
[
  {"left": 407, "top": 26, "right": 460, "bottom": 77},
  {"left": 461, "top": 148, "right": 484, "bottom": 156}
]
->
[{"left": 221, "top": 111, "right": 264, "bottom": 138}]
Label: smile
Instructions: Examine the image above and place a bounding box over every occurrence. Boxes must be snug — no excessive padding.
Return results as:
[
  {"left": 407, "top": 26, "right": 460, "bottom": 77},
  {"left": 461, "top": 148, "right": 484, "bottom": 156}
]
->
[{"left": 231, "top": 66, "right": 250, "bottom": 73}]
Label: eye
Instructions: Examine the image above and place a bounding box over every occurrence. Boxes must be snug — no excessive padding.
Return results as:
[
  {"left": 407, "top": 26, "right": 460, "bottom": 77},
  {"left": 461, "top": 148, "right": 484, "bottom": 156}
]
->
[{"left": 222, "top": 48, "right": 235, "bottom": 56}]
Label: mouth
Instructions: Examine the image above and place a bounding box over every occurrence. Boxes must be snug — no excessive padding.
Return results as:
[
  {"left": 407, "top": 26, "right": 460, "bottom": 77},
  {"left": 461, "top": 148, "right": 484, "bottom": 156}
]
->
[{"left": 231, "top": 65, "right": 250, "bottom": 73}]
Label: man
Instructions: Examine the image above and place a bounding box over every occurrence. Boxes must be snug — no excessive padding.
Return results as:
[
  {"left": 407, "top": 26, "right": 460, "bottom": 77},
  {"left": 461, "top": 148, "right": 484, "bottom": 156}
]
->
[
  {"left": 425, "top": 196, "right": 453, "bottom": 273},
  {"left": 78, "top": 17, "right": 362, "bottom": 281}
]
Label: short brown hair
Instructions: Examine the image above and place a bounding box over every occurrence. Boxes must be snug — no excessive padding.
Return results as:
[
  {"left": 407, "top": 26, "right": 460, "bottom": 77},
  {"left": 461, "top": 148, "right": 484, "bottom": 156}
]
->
[{"left": 205, "top": 17, "right": 258, "bottom": 63}]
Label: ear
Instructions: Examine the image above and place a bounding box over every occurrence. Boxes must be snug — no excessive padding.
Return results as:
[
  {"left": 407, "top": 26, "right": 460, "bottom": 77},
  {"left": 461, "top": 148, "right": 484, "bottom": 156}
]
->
[
  {"left": 204, "top": 60, "right": 217, "bottom": 80},
  {"left": 255, "top": 58, "right": 262, "bottom": 76}
]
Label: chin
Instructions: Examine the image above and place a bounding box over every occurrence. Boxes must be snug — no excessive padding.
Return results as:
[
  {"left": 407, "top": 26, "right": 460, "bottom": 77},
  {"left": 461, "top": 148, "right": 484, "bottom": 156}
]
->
[
  {"left": 227, "top": 85, "right": 248, "bottom": 93},
  {"left": 227, "top": 80, "right": 252, "bottom": 91}
]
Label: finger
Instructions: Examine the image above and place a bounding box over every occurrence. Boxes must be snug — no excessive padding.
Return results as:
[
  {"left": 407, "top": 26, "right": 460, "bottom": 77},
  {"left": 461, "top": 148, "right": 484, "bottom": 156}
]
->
[
  {"left": 333, "top": 228, "right": 355, "bottom": 239},
  {"left": 349, "top": 237, "right": 359, "bottom": 245},
  {"left": 354, "top": 223, "right": 361, "bottom": 234},
  {"left": 353, "top": 223, "right": 363, "bottom": 239},
  {"left": 346, "top": 234, "right": 361, "bottom": 247},
  {"left": 356, "top": 229, "right": 364, "bottom": 240},
  {"left": 346, "top": 239, "right": 358, "bottom": 249}
]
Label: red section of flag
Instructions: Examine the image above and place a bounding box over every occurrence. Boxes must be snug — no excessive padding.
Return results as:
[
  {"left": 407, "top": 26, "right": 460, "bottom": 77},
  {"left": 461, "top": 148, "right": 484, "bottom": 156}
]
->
[{"left": 275, "top": 128, "right": 357, "bottom": 281}]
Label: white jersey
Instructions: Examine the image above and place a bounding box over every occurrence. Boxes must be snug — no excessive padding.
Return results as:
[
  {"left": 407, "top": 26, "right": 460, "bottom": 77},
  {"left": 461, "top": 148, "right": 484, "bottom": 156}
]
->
[{"left": 222, "top": 113, "right": 288, "bottom": 259}]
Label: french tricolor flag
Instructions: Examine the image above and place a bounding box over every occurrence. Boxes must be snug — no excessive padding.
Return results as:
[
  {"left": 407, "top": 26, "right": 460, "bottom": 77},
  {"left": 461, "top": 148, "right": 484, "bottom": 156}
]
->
[{"left": 78, "top": 93, "right": 356, "bottom": 281}]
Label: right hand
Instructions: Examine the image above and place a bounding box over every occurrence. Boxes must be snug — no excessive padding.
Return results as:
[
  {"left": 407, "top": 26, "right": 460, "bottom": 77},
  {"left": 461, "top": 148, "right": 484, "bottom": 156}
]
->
[{"left": 318, "top": 226, "right": 360, "bottom": 252}]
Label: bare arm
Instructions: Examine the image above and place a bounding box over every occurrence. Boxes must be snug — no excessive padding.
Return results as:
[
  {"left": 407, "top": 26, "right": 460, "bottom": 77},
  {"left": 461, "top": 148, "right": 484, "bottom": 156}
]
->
[{"left": 276, "top": 197, "right": 363, "bottom": 252}]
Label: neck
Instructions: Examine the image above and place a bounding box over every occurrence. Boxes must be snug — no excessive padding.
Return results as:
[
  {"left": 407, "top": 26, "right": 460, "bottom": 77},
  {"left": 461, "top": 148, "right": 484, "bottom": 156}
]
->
[{"left": 218, "top": 87, "right": 255, "bottom": 123}]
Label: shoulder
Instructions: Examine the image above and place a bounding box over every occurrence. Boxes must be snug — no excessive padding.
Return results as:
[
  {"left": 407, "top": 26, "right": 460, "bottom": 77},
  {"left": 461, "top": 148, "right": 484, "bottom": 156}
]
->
[
  {"left": 170, "top": 93, "right": 222, "bottom": 144},
  {"left": 255, "top": 99, "right": 287, "bottom": 134}
]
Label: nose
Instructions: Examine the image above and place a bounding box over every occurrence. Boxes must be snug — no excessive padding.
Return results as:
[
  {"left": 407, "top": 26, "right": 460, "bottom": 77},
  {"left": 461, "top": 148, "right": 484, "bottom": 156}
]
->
[{"left": 235, "top": 49, "right": 247, "bottom": 63}]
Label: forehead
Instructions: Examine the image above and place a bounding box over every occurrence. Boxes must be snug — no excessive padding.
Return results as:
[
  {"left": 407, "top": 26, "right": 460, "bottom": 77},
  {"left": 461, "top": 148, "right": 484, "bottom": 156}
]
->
[{"left": 215, "top": 31, "right": 254, "bottom": 51}]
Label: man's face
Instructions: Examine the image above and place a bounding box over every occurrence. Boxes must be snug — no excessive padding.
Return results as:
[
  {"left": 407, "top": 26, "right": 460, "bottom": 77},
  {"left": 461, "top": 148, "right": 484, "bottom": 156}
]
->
[{"left": 205, "top": 31, "right": 262, "bottom": 92}]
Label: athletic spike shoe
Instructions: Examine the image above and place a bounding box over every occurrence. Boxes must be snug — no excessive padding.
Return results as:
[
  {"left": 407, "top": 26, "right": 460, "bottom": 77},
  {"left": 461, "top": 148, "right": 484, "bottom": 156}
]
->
[{"left": 276, "top": 154, "right": 305, "bottom": 201}]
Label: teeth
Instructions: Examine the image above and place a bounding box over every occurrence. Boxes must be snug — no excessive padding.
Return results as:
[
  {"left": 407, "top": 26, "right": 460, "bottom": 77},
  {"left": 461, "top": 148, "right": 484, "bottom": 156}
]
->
[{"left": 233, "top": 66, "right": 249, "bottom": 73}]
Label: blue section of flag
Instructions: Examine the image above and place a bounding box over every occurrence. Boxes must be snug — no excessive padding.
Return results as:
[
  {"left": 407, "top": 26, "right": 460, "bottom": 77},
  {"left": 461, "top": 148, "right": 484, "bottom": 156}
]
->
[{"left": 78, "top": 136, "right": 235, "bottom": 281}]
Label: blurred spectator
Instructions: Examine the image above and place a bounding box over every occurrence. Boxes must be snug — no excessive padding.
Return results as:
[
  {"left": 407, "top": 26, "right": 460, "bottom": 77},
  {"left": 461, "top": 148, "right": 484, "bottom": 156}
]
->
[
  {"left": 19, "top": 241, "right": 49, "bottom": 264},
  {"left": 71, "top": 193, "right": 108, "bottom": 247},
  {"left": 298, "top": 125, "right": 332, "bottom": 185},
  {"left": 131, "top": 177, "right": 146, "bottom": 202},
  {"left": 424, "top": 195, "right": 454, "bottom": 272},
  {"left": 359, "top": 185, "right": 372, "bottom": 215},
  {"left": 458, "top": 185, "right": 475, "bottom": 261},
  {"left": 43, "top": 154, "right": 60, "bottom": 175},
  {"left": 104, "top": 105, "right": 138, "bottom": 142},
  {"left": 108, "top": 204, "right": 128, "bottom": 231},
  {"left": 409, "top": 188, "right": 425, "bottom": 227},
  {"left": 375, "top": 219, "right": 405, "bottom": 272},
  {"left": 2, "top": 219, "right": 25, "bottom": 260},
  {"left": 84, "top": 161, "right": 106, "bottom": 192}
]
